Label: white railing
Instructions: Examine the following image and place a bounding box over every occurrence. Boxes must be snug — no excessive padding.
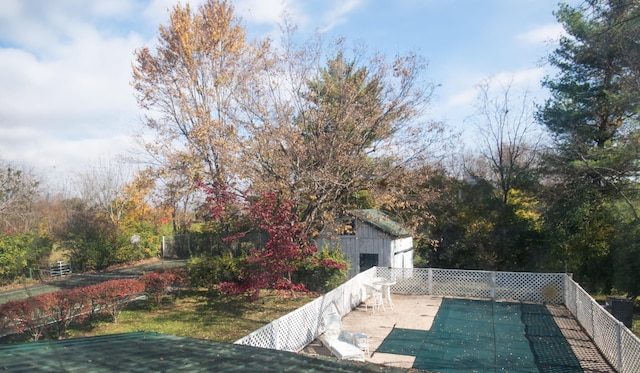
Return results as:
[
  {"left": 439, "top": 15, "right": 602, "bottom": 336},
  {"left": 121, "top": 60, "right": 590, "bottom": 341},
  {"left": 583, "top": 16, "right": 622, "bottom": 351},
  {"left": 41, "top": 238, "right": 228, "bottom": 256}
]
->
[
  {"left": 234, "top": 267, "right": 639, "bottom": 372},
  {"left": 564, "top": 276, "right": 640, "bottom": 372},
  {"left": 235, "top": 268, "right": 376, "bottom": 351}
]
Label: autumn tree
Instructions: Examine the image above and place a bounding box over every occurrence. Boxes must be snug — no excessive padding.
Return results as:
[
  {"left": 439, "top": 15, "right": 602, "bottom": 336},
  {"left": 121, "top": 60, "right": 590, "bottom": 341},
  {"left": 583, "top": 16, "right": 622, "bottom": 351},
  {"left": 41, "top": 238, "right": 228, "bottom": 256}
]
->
[
  {"left": 132, "top": 1, "right": 445, "bottom": 247},
  {"left": 119, "top": 171, "right": 173, "bottom": 258},
  {"left": 132, "top": 0, "right": 265, "bottom": 187},
  {"left": 218, "top": 192, "right": 317, "bottom": 300},
  {"left": 197, "top": 181, "right": 248, "bottom": 254},
  {"left": 243, "top": 42, "right": 442, "bottom": 234}
]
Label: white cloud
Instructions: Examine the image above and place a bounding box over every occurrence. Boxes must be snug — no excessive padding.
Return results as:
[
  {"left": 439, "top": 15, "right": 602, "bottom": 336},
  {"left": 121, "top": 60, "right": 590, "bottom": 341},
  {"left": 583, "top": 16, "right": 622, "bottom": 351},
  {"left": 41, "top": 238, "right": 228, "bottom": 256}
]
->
[
  {"left": 0, "top": 1, "right": 151, "bottom": 183},
  {"left": 447, "top": 67, "right": 546, "bottom": 108},
  {"left": 90, "top": 0, "right": 139, "bottom": 17},
  {"left": 318, "top": 0, "right": 366, "bottom": 33},
  {"left": 517, "top": 23, "right": 566, "bottom": 45},
  {"left": 490, "top": 67, "right": 547, "bottom": 90},
  {"left": 143, "top": 0, "right": 186, "bottom": 25},
  {"left": 234, "top": 0, "right": 289, "bottom": 24}
]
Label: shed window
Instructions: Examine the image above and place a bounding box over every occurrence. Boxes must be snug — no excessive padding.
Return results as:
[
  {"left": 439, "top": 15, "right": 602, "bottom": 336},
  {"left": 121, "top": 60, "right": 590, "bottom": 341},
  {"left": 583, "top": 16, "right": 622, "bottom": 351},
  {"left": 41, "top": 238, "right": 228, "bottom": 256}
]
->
[{"left": 359, "top": 253, "right": 378, "bottom": 272}]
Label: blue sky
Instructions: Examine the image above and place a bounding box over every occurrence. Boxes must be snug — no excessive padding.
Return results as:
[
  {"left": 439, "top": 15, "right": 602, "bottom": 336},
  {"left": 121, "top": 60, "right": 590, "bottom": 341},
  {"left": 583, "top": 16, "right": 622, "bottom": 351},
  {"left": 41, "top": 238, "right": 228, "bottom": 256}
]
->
[{"left": 0, "top": 0, "right": 577, "bottom": 183}]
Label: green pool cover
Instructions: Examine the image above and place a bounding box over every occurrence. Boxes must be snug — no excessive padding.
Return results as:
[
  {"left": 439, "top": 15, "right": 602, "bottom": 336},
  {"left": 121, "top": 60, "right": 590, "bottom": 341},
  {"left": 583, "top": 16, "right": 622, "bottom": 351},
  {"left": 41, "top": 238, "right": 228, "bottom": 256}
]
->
[{"left": 376, "top": 298, "right": 582, "bottom": 372}]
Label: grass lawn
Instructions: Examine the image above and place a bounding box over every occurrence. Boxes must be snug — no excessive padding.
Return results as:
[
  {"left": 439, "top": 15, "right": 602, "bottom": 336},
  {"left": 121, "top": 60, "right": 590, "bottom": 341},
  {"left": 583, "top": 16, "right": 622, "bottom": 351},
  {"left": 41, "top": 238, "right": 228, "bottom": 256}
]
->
[
  {"left": 73, "top": 290, "right": 640, "bottom": 342},
  {"left": 2, "top": 289, "right": 318, "bottom": 344}
]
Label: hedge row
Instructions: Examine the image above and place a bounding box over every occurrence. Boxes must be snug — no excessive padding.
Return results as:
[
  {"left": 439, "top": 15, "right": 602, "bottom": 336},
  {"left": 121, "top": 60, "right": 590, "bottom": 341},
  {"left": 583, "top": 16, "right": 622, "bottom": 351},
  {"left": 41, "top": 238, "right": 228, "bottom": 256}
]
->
[{"left": 0, "top": 269, "right": 186, "bottom": 340}]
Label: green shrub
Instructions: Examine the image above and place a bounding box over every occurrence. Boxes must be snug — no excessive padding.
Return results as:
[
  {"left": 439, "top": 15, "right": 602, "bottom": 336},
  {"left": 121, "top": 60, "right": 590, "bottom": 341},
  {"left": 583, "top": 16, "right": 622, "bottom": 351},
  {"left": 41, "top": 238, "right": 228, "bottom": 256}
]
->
[
  {"left": 187, "top": 253, "right": 245, "bottom": 290},
  {"left": 293, "top": 248, "right": 349, "bottom": 293},
  {"left": 0, "top": 232, "right": 52, "bottom": 286}
]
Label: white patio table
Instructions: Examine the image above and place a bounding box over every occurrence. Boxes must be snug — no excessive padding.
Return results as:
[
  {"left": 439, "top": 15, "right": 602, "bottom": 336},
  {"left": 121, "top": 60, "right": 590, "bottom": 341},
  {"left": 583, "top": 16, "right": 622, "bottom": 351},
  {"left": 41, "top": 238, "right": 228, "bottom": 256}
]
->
[{"left": 373, "top": 277, "right": 396, "bottom": 309}]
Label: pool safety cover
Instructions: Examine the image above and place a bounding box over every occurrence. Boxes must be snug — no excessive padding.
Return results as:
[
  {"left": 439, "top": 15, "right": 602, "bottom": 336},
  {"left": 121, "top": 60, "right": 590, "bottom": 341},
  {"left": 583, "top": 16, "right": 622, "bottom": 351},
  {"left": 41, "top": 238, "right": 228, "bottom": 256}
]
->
[{"left": 376, "top": 298, "right": 582, "bottom": 372}]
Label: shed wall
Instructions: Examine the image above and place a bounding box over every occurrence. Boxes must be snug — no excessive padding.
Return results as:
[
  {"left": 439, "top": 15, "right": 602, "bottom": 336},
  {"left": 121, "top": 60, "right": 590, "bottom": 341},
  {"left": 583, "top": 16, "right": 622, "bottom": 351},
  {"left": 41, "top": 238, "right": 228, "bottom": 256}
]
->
[{"left": 316, "top": 221, "right": 414, "bottom": 279}]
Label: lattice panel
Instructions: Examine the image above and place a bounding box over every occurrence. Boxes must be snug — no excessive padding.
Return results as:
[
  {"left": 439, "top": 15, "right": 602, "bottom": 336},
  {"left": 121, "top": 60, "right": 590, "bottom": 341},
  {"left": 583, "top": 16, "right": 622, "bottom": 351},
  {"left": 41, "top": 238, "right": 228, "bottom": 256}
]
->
[
  {"left": 375, "top": 267, "right": 429, "bottom": 295},
  {"left": 564, "top": 277, "right": 578, "bottom": 316},
  {"left": 621, "top": 328, "right": 640, "bottom": 373},
  {"left": 273, "top": 299, "right": 323, "bottom": 351},
  {"left": 431, "top": 269, "right": 492, "bottom": 298},
  {"left": 592, "top": 306, "right": 621, "bottom": 368},
  {"left": 235, "top": 268, "right": 377, "bottom": 352},
  {"left": 575, "top": 286, "right": 595, "bottom": 337},
  {"left": 495, "top": 272, "right": 564, "bottom": 303},
  {"left": 237, "top": 322, "right": 277, "bottom": 349}
]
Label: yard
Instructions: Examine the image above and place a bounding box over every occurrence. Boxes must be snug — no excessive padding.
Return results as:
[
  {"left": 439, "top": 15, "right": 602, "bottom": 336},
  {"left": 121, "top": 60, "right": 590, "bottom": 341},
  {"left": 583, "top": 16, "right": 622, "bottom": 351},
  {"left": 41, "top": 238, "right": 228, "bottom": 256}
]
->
[{"left": 1, "top": 289, "right": 317, "bottom": 344}]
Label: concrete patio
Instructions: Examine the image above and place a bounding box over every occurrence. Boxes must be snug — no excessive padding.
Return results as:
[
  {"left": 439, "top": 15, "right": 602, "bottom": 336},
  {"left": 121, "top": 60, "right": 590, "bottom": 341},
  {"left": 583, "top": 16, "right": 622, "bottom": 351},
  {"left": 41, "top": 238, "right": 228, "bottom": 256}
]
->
[{"left": 301, "top": 294, "right": 615, "bottom": 372}]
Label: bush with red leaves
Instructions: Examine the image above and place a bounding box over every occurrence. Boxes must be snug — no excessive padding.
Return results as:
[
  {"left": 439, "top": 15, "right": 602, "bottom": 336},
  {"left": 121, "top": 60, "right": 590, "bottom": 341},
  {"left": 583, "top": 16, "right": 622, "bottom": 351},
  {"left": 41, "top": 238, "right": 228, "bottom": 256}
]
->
[
  {"left": 89, "top": 278, "right": 145, "bottom": 324},
  {"left": 0, "top": 288, "right": 92, "bottom": 340},
  {"left": 218, "top": 192, "right": 317, "bottom": 301},
  {"left": 140, "top": 268, "right": 187, "bottom": 307}
]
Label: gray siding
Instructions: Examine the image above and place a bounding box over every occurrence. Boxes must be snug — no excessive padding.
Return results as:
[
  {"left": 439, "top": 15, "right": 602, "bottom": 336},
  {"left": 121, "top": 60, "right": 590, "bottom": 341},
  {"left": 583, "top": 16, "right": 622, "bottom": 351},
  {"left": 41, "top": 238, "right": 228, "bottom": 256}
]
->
[{"left": 316, "top": 221, "right": 413, "bottom": 279}]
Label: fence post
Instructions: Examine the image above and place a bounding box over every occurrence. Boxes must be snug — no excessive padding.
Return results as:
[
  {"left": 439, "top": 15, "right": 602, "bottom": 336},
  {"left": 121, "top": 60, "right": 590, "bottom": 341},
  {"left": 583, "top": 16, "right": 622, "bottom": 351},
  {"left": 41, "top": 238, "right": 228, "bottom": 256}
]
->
[
  {"left": 428, "top": 268, "right": 433, "bottom": 295},
  {"left": 490, "top": 271, "right": 496, "bottom": 299},
  {"left": 273, "top": 318, "right": 280, "bottom": 350}
]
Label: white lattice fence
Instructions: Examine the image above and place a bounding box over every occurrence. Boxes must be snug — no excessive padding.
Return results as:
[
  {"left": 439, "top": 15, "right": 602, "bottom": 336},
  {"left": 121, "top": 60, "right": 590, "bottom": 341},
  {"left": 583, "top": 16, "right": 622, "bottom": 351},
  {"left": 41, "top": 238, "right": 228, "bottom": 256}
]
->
[
  {"left": 575, "top": 285, "right": 596, "bottom": 337},
  {"left": 235, "top": 267, "right": 639, "bottom": 372},
  {"left": 594, "top": 306, "right": 623, "bottom": 367},
  {"left": 564, "top": 276, "right": 640, "bottom": 372},
  {"left": 495, "top": 271, "right": 564, "bottom": 303},
  {"left": 432, "top": 269, "right": 493, "bottom": 298},
  {"left": 375, "top": 267, "right": 564, "bottom": 303},
  {"left": 620, "top": 328, "right": 640, "bottom": 372},
  {"left": 234, "top": 268, "right": 375, "bottom": 351},
  {"left": 375, "top": 267, "right": 428, "bottom": 294}
]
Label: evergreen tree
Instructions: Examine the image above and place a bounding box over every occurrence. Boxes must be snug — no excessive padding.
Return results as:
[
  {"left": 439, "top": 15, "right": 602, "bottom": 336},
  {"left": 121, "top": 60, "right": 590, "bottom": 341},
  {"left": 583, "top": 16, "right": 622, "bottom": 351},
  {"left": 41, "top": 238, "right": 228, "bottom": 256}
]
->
[{"left": 537, "top": 0, "right": 640, "bottom": 292}]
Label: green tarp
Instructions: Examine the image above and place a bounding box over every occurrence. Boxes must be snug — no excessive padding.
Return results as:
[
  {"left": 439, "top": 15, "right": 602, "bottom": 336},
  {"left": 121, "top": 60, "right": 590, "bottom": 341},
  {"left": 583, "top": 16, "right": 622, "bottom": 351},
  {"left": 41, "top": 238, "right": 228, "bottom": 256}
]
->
[{"left": 376, "top": 298, "right": 583, "bottom": 373}]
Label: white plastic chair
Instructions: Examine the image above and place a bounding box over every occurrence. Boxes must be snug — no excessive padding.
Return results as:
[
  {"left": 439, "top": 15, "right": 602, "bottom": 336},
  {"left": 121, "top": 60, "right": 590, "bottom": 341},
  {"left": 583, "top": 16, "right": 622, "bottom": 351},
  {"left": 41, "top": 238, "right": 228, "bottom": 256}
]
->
[{"left": 363, "top": 283, "right": 385, "bottom": 313}]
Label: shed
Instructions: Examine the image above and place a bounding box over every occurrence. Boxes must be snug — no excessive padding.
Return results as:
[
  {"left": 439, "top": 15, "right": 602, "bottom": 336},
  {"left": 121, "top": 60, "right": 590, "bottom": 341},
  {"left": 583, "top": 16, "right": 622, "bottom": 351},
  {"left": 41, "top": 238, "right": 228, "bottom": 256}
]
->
[{"left": 316, "top": 209, "right": 414, "bottom": 279}]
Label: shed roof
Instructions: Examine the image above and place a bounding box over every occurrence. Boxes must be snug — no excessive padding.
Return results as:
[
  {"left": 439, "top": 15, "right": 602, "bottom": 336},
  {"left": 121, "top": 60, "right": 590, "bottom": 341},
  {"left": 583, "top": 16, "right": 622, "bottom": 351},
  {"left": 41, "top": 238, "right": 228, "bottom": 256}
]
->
[
  {"left": 348, "top": 209, "right": 411, "bottom": 238},
  {"left": 0, "top": 332, "right": 410, "bottom": 372}
]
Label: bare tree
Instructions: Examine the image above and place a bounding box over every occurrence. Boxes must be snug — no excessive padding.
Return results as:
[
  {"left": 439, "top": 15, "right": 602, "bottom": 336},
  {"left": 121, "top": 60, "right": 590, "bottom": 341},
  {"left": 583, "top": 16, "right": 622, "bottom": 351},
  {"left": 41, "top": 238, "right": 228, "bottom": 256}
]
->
[
  {"left": 470, "top": 79, "right": 544, "bottom": 204},
  {"left": 74, "top": 159, "right": 132, "bottom": 227},
  {"left": 0, "top": 160, "right": 39, "bottom": 233}
]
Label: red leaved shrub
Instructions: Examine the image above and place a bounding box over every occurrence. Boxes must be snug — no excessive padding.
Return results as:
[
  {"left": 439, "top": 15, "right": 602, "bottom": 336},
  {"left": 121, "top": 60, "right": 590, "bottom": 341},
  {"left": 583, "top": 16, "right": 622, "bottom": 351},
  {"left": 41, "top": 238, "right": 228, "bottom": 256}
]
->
[
  {"left": 219, "top": 192, "right": 317, "bottom": 301},
  {"left": 140, "top": 268, "right": 187, "bottom": 307},
  {"left": 36, "top": 288, "right": 91, "bottom": 339},
  {"left": 0, "top": 278, "right": 148, "bottom": 339},
  {"left": 0, "top": 297, "right": 49, "bottom": 340},
  {"left": 89, "top": 278, "right": 145, "bottom": 324}
]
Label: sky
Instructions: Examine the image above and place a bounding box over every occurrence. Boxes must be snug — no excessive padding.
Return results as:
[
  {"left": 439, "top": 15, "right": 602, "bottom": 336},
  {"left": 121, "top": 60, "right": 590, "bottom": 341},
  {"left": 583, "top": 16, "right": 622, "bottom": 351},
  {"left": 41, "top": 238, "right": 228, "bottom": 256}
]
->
[{"left": 0, "top": 0, "right": 579, "bottom": 186}]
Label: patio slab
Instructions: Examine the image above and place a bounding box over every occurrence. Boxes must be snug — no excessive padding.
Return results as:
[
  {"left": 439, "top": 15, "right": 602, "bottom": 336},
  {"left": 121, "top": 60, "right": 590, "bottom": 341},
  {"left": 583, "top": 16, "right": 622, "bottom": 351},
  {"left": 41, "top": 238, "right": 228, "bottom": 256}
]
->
[
  {"left": 301, "top": 295, "right": 615, "bottom": 372},
  {"left": 302, "top": 295, "right": 441, "bottom": 369}
]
